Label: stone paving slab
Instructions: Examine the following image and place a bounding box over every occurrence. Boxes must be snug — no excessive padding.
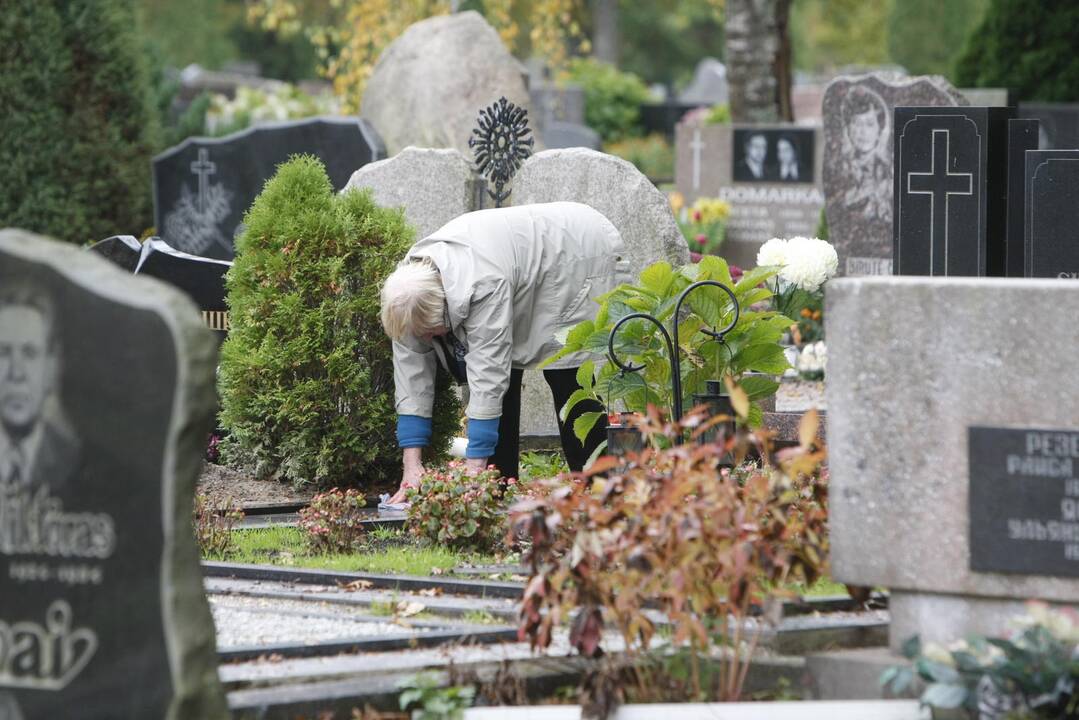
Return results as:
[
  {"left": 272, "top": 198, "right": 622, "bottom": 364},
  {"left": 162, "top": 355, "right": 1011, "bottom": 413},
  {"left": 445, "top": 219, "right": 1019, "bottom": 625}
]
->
[{"left": 206, "top": 577, "right": 520, "bottom": 620}]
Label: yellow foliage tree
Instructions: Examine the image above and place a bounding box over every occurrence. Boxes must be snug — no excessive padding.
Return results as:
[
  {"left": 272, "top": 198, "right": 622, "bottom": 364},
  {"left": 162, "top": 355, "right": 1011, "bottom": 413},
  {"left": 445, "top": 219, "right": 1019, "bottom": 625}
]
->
[{"left": 246, "top": 0, "right": 585, "bottom": 113}]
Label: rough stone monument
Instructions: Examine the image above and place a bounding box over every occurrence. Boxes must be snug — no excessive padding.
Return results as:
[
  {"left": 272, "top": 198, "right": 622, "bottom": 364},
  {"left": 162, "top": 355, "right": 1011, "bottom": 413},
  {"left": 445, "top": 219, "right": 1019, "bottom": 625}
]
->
[
  {"left": 827, "top": 275, "right": 1079, "bottom": 650},
  {"left": 822, "top": 73, "right": 967, "bottom": 276},
  {"left": 512, "top": 148, "right": 690, "bottom": 438},
  {"left": 362, "top": 12, "right": 534, "bottom": 158},
  {"left": 344, "top": 147, "right": 478, "bottom": 239},
  {"left": 0, "top": 230, "right": 226, "bottom": 719}
]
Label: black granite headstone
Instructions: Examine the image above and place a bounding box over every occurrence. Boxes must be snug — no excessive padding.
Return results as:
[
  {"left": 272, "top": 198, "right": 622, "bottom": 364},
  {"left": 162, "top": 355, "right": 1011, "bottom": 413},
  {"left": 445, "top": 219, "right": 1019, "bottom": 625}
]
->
[
  {"left": 1024, "top": 150, "right": 1079, "bottom": 279},
  {"left": 134, "top": 239, "right": 232, "bottom": 334},
  {"left": 1017, "top": 102, "right": 1079, "bottom": 150},
  {"left": 970, "top": 426, "right": 1079, "bottom": 577},
  {"left": 894, "top": 106, "right": 1013, "bottom": 276},
  {"left": 152, "top": 116, "right": 385, "bottom": 261},
  {"left": 86, "top": 235, "right": 142, "bottom": 273},
  {"left": 1006, "top": 119, "right": 1040, "bottom": 277},
  {"left": 0, "top": 230, "right": 226, "bottom": 719}
]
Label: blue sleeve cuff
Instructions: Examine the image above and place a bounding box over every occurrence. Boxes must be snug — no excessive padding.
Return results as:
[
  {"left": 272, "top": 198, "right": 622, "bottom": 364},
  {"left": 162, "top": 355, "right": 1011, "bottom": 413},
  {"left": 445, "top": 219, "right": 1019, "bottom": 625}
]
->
[
  {"left": 466, "top": 417, "right": 500, "bottom": 458},
  {"left": 397, "top": 414, "right": 432, "bottom": 448}
]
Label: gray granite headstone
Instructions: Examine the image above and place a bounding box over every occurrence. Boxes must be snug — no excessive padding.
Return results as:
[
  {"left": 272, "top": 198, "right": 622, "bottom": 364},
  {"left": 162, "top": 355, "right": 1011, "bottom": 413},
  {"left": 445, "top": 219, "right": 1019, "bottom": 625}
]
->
[
  {"left": 542, "top": 121, "right": 601, "bottom": 151},
  {"left": 679, "top": 58, "right": 729, "bottom": 106},
  {"left": 152, "top": 117, "right": 385, "bottom": 261},
  {"left": 674, "top": 122, "right": 824, "bottom": 270},
  {"left": 822, "top": 73, "right": 967, "bottom": 276},
  {"left": 0, "top": 229, "right": 226, "bottom": 719},
  {"left": 826, "top": 275, "right": 1079, "bottom": 650}
]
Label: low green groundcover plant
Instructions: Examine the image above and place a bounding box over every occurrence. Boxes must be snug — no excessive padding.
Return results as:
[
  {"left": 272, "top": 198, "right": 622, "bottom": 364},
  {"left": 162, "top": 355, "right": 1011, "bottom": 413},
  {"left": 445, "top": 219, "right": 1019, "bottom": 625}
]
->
[
  {"left": 885, "top": 602, "right": 1079, "bottom": 719},
  {"left": 218, "top": 155, "right": 460, "bottom": 490},
  {"left": 406, "top": 461, "right": 516, "bottom": 553}
]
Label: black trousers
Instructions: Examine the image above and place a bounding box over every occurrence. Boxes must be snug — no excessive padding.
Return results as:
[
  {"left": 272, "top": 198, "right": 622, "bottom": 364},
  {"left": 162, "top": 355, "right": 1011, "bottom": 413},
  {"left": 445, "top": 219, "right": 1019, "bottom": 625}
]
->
[{"left": 489, "top": 367, "right": 608, "bottom": 480}]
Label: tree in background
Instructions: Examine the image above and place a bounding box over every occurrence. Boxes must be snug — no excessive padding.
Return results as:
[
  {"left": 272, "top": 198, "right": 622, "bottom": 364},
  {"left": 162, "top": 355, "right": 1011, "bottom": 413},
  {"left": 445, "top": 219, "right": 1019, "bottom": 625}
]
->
[
  {"left": 791, "top": 0, "right": 891, "bottom": 73},
  {"left": 955, "top": 0, "right": 1079, "bottom": 102},
  {"left": 0, "top": 0, "right": 159, "bottom": 244},
  {"left": 888, "top": 0, "right": 987, "bottom": 77},
  {"left": 725, "top": 0, "right": 792, "bottom": 122},
  {"left": 616, "top": 0, "right": 726, "bottom": 89},
  {"left": 247, "top": 0, "right": 587, "bottom": 113}
]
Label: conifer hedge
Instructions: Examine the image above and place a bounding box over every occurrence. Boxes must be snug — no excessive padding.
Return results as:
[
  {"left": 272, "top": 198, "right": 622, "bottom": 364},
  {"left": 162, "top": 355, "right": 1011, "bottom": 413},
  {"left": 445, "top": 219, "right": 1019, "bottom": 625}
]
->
[
  {"left": 0, "top": 0, "right": 159, "bottom": 244},
  {"left": 218, "top": 155, "right": 460, "bottom": 490},
  {"left": 954, "top": 0, "right": 1079, "bottom": 102}
]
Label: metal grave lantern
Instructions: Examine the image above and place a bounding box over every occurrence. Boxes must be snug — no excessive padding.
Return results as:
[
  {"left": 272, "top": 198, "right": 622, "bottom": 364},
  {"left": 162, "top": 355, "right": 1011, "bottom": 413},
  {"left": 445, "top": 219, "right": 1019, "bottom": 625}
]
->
[
  {"left": 468, "top": 96, "right": 534, "bottom": 208},
  {"left": 605, "top": 280, "right": 741, "bottom": 452}
]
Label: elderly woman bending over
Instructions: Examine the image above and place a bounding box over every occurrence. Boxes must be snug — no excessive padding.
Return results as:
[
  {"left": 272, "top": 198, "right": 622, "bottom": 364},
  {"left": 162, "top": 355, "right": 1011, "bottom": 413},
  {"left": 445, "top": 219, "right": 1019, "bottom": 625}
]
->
[{"left": 379, "top": 201, "right": 631, "bottom": 504}]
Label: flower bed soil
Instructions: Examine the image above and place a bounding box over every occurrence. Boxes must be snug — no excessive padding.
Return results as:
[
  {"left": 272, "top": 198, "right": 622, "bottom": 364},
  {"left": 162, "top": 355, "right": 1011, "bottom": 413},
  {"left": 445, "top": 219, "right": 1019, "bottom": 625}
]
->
[{"left": 197, "top": 463, "right": 318, "bottom": 509}]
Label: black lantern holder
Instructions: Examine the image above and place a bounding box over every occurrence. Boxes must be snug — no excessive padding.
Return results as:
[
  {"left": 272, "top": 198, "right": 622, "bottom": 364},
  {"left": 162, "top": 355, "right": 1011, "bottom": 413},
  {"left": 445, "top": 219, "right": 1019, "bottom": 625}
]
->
[{"left": 605, "top": 280, "right": 740, "bottom": 446}]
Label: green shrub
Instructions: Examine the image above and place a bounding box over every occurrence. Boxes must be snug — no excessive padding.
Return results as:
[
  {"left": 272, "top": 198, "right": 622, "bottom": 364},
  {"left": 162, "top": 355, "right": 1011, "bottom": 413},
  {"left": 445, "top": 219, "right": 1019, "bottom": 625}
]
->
[
  {"left": 955, "top": 0, "right": 1079, "bottom": 102},
  {"left": 193, "top": 493, "right": 244, "bottom": 558},
  {"left": 406, "top": 461, "right": 512, "bottom": 553},
  {"left": 887, "top": 0, "right": 986, "bottom": 77},
  {"left": 0, "top": 0, "right": 159, "bottom": 243},
  {"left": 566, "top": 58, "right": 651, "bottom": 144},
  {"left": 218, "top": 155, "right": 460, "bottom": 490},
  {"left": 603, "top": 133, "right": 674, "bottom": 180},
  {"left": 298, "top": 488, "right": 367, "bottom": 553},
  {"left": 704, "top": 103, "right": 731, "bottom": 125}
]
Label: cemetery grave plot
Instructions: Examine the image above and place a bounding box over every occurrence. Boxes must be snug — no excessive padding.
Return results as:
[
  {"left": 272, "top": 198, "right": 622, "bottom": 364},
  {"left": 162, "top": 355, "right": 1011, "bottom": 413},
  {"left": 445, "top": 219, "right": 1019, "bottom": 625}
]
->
[{"left": 207, "top": 563, "right": 893, "bottom": 717}]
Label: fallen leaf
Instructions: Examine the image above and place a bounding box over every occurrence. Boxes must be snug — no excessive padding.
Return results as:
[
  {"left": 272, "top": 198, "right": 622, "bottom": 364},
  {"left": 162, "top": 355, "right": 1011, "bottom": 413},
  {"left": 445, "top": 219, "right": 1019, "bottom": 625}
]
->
[
  {"left": 340, "top": 579, "right": 374, "bottom": 591},
  {"left": 418, "top": 587, "right": 443, "bottom": 597},
  {"left": 397, "top": 601, "right": 426, "bottom": 617}
]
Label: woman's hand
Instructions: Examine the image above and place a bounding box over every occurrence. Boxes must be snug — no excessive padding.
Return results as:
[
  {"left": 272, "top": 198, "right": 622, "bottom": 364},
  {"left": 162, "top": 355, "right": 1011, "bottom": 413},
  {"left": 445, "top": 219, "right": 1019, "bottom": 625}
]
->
[
  {"left": 465, "top": 457, "right": 488, "bottom": 475},
  {"left": 388, "top": 448, "right": 425, "bottom": 504}
]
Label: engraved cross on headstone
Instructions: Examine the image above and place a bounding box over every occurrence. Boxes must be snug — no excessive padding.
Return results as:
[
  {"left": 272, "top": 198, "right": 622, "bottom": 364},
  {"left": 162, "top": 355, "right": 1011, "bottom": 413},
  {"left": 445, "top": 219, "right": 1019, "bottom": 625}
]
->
[
  {"left": 906, "top": 129, "right": 973, "bottom": 274},
  {"left": 189, "top": 149, "right": 217, "bottom": 214},
  {"left": 690, "top": 129, "right": 705, "bottom": 192}
]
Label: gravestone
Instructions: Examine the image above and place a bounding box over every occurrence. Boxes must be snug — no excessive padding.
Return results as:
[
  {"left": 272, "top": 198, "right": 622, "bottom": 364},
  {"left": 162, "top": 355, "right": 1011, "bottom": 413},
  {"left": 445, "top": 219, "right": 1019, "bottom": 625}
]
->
[
  {"left": 362, "top": 12, "right": 534, "bottom": 158},
  {"left": 1018, "top": 102, "right": 1079, "bottom": 150},
  {"left": 675, "top": 122, "right": 824, "bottom": 269},
  {"left": 152, "top": 116, "right": 385, "bottom": 261},
  {"left": 543, "top": 121, "right": 602, "bottom": 151},
  {"left": 679, "top": 58, "right": 729, "bottom": 106},
  {"left": 1006, "top": 119, "right": 1040, "bottom": 277},
  {"left": 0, "top": 229, "right": 226, "bottom": 718},
  {"left": 134, "top": 239, "right": 233, "bottom": 336},
  {"left": 513, "top": 148, "right": 690, "bottom": 439},
  {"left": 344, "top": 147, "right": 478, "bottom": 239},
  {"left": 827, "top": 275, "right": 1079, "bottom": 650},
  {"left": 892, "top": 107, "right": 1013, "bottom": 276},
  {"left": 822, "top": 73, "right": 967, "bottom": 276},
  {"left": 86, "top": 235, "right": 142, "bottom": 273},
  {"left": 531, "top": 81, "right": 587, "bottom": 132},
  {"left": 1024, "top": 150, "right": 1079, "bottom": 278}
]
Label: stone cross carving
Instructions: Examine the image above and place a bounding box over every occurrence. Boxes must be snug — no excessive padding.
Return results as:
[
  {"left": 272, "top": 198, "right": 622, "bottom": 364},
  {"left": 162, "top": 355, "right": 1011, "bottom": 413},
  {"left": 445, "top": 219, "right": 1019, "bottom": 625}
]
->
[
  {"left": 906, "top": 129, "right": 973, "bottom": 274},
  {"left": 189, "top": 149, "right": 217, "bottom": 214},
  {"left": 690, "top": 129, "right": 705, "bottom": 192}
]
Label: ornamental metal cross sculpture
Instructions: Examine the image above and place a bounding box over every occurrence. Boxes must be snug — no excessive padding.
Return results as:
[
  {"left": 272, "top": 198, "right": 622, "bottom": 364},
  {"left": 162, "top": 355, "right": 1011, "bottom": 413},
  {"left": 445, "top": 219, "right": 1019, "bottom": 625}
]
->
[
  {"left": 189, "top": 148, "right": 217, "bottom": 214},
  {"left": 469, "top": 96, "right": 534, "bottom": 208},
  {"left": 906, "top": 129, "right": 973, "bottom": 275}
]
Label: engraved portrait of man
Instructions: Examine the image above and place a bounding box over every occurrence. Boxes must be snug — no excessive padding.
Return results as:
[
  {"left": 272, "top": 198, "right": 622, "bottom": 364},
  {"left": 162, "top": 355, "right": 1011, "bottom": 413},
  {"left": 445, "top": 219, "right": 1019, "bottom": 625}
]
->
[
  {"left": 734, "top": 131, "right": 771, "bottom": 182},
  {"left": 840, "top": 86, "right": 893, "bottom": 222},
  {"left": 0, "top": 282, "right": 80, "bottom": 493}
]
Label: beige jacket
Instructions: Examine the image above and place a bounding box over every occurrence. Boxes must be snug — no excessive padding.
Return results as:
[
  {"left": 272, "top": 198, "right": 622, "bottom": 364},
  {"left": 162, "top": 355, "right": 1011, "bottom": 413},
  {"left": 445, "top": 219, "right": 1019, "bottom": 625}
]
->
[{"left": 393, "top": 201, "right": 629, "bottom": 420}]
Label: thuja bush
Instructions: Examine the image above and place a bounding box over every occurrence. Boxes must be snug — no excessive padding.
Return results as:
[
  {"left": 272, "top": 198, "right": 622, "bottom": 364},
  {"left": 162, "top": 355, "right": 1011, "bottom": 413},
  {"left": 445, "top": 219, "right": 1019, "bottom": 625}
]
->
[
  {"left": 406, "top": 461, "right": 514, "bottom": 553},
  {"left": 511, "top": 410, "right": 829, "bottom": 706},
  {"left": 0, "top": 0, "right": 158, "bottom": 243},
  {"left": 218, "top": 155, "right": 460, "bottom": 489},
  {"left": 298, "top": 488, "right": 367, "bottom": 553}
]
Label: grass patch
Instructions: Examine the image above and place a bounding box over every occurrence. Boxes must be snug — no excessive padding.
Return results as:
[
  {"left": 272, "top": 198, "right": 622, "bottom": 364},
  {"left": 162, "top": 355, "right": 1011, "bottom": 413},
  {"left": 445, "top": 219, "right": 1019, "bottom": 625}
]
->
[{"left": 211, "top": 526, "right": 500, "bottom": 576}]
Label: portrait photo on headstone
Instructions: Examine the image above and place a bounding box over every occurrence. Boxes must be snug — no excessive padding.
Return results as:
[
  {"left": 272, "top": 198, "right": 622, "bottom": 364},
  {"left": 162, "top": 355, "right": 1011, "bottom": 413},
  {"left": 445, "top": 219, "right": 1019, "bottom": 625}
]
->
[{"left": 731, "top": 128, "right": 815, "bottom": 184}]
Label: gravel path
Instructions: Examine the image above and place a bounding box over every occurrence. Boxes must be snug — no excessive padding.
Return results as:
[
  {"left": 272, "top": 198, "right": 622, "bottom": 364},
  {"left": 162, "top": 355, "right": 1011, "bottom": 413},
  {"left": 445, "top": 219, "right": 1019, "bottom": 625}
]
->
[{"left": 210, "top": 594, "right": 428, "bottom": 649}]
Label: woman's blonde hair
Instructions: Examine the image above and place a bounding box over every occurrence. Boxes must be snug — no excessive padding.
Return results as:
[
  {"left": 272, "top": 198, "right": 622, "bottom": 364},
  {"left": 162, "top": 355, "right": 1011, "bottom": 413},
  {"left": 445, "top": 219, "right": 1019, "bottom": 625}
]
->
[{"left": 380, "top": 257, "right": 446, "bottom": 340}]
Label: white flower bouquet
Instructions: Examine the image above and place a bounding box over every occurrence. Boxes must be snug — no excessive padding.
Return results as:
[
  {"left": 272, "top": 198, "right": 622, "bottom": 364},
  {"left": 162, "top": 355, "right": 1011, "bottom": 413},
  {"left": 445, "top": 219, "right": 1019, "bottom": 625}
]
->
[{"left": 756, "top": 236, "right": 838, "bottom": 344}]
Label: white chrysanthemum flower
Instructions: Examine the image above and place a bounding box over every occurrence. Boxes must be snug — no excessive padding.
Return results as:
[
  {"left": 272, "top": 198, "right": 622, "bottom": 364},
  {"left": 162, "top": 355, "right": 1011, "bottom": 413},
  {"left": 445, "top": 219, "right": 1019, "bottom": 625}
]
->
[
  {"left": 756, "top": 237, "right": 788, "bottom": 268},
  {"left": 780, "top": 236, "right": 838, "bottom": 292},
  {"left": 797, "top": 341, "right": 827, "bottom": 374}
]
